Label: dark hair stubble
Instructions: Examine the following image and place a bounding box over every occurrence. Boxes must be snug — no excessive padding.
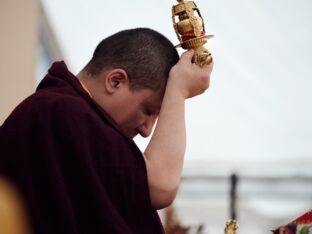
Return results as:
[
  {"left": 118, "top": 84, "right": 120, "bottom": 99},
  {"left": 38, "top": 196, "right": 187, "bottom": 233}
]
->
[{"left": 83, "top": 28, "right": 179, "bottom": 91}]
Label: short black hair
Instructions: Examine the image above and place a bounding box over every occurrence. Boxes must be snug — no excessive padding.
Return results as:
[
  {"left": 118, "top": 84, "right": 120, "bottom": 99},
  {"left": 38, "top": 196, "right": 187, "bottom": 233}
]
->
[{"left": 84, "top": 28, "right": 179, "bottom": 91}]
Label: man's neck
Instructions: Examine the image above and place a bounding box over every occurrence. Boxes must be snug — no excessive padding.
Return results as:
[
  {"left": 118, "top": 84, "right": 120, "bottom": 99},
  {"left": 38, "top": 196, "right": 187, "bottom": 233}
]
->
[{"left": 76, "top": 70, "right": 111, "bottom": 113}]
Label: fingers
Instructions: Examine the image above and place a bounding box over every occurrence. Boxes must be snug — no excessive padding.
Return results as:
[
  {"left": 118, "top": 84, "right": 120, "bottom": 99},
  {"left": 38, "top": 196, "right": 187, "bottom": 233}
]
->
[
  {"left": 179, "top": 50, "right": 194, "bottom": 64},
  {"left": 202, "top": 60, "right": 214, "bottom": 73},
  {"left": 180, "top": 50, "right": 214, "bottom": 71}
]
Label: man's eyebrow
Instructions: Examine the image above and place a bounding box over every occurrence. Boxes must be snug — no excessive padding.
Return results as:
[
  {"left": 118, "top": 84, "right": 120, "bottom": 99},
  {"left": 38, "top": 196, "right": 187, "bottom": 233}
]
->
[
  {"left": 144, "top": 103, "right": 161, "bottom": 115},
  {"left": 149, "top": 103, "right": 161, "bottom": 111}
]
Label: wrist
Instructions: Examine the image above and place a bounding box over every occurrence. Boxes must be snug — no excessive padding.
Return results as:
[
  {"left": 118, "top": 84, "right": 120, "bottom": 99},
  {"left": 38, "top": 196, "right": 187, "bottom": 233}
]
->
[{"left": 165, "top": 77, "right": 188, "bottom": 101}]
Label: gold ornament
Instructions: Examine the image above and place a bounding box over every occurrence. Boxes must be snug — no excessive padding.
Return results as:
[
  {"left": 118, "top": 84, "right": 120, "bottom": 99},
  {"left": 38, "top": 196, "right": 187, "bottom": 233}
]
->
[
  {"left": 172, "top": 0, "right": 213, "bottom": 66},
  {"left": 224, "top": 219, "right": 239, "bottom": 234}
]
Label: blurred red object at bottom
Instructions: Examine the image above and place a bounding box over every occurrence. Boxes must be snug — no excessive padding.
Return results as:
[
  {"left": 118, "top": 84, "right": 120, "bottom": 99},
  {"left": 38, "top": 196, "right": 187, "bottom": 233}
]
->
[{"left": 273, "top": 210, "right": 312, "bottom": 234}]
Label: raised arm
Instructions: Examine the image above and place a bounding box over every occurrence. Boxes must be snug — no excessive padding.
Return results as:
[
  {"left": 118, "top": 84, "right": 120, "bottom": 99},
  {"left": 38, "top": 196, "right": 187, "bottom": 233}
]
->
[{"left": 144, "top": 50, "right": 213, "bottom": 209}]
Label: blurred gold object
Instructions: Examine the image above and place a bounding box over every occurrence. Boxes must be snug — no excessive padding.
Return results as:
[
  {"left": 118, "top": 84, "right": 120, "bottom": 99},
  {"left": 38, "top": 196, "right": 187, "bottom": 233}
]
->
[
  {"left": 172, "top": 0, "right": 213, "bottom": 66},
  {"left": 224, "top": 219, "right": 239, "bottom": 234},
  {"left": 0, "top": 177, "right": 31, "bottom": 234}
]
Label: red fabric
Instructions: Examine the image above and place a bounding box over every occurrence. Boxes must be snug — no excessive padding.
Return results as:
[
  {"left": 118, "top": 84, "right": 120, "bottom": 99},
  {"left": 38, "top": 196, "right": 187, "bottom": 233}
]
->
[
  {"left": 288, "top": 210, "right": 312, "bottom": 225},
  {"left": 273, "top": 210, "right": 312, "bottom": 233},
  {"left": 181, "top": 31, "right": 205, "bottom": 42}
]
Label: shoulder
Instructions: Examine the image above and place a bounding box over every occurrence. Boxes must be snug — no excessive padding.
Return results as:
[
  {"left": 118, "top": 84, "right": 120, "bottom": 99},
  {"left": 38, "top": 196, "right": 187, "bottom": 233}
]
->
[
  {"left": 3, "top": 89, "right": 111, "bottom": 137},
  {"left": 12, "top": 87, "right": 99, "bottom": 124},
  {"left": 2, "top": 86, "right": 137, "bottom": 153}
]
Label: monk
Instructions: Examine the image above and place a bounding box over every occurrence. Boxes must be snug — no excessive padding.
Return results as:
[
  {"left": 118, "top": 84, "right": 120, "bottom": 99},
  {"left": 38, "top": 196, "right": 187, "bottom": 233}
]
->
[{"left": 0, "top": 28, "right": 213, "bottom": 233}]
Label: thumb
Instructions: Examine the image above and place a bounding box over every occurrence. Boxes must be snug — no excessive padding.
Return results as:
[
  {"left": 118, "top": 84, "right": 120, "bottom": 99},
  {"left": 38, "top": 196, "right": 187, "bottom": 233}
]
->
[{"left": 180, "top": 49, "right": 194, "bottom": 63}]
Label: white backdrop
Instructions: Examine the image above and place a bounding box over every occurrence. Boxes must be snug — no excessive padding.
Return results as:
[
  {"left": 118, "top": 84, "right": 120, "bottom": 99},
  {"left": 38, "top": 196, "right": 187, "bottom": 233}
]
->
[{"left": 41, "top": 0, "right": 312, "bottom": 163}]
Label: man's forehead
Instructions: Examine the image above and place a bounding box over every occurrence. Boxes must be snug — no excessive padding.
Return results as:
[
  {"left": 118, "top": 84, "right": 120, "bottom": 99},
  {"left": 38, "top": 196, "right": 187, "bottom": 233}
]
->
[{"left": 144, "top": 90, "right": 164, "bottom": 108}]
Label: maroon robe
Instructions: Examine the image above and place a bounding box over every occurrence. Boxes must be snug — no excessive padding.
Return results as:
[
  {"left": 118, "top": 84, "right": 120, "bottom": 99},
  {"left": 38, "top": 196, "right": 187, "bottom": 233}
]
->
[{"left": 0, "top": 61, "right": 163, "bottom": 234}]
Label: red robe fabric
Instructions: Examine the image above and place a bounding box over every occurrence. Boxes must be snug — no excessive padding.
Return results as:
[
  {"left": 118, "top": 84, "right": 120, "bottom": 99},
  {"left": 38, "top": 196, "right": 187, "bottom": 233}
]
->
[
  {"left": 273, "top": 210, "right": 312, "bottom": 233},
  {"left": 0, "top": 61, "right": 163, "bottom": 234}
]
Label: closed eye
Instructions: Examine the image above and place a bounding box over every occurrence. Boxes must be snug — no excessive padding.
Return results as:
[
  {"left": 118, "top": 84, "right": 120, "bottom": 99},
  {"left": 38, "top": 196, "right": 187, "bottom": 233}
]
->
[
  {"left": 144, "top": 108, "right": 153, "bottom": 116},
  {"left": 144, "top": 108, "right": 159, "bottom": 116}
]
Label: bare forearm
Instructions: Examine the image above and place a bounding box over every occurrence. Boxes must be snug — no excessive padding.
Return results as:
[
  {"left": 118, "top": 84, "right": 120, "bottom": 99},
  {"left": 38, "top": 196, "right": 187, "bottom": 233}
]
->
[
  {"left": 144, "top": 50, "right": 213, "bottom": 209},
  {"left": 144, "top": 83, "right": 186, "bottom": 209}
]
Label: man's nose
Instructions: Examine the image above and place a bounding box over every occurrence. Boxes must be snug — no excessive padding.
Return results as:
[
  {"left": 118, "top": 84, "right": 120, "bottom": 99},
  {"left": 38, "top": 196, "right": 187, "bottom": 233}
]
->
[{"left": 141, "top": 115, "right": 158, "bottom": 138}]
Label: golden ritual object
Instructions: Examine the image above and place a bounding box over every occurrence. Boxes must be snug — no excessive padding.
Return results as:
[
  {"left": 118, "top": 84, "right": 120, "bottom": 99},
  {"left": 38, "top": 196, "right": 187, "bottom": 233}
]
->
[
  {"left": 224, "top": 219, "right": 239, "bottom": 234},
  {"left": 0, "top": 177, "right": 32, "bottom": 234},
  {"left": 172, "top": 0, "right": 213, "bottom": 66}
]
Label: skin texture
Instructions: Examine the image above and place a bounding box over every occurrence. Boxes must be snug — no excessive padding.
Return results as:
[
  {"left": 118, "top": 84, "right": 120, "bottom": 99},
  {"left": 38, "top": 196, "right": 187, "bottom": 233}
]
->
[
  {"left": 77, "top": 50, "right": 214, "bottom": 209},
  {"left": 77, "top": 68, "right": 163, "bottom": 139}
]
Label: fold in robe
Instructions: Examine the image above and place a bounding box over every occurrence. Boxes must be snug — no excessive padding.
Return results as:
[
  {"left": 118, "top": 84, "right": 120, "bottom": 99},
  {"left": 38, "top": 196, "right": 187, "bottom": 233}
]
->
[{"left": 0, "top": 61, "right": 163, "bottom": 234}]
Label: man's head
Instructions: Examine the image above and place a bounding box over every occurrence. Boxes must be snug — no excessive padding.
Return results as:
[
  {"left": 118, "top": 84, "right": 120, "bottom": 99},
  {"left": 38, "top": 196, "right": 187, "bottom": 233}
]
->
[
  {"left": 78, "top": 28, "right": 179, "bottom": 138},
  {"left": 83, "top": 28, "right": 179, "bottom": 91}
]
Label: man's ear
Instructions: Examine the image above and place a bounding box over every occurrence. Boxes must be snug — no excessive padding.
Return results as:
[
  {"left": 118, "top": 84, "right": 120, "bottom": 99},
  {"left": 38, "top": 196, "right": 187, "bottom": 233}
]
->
[{"left": 103, "top": 69, "right": 129, "bottom": 94}]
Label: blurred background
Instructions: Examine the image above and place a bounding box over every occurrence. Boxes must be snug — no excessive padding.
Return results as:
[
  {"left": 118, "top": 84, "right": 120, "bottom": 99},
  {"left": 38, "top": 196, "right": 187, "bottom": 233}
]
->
[{"left": 1, "top": 0, "right": 311, "bottom": 233}]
